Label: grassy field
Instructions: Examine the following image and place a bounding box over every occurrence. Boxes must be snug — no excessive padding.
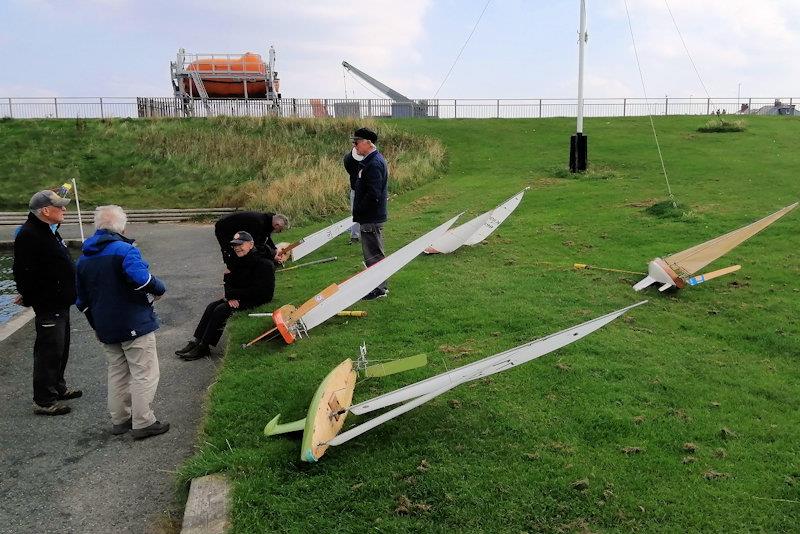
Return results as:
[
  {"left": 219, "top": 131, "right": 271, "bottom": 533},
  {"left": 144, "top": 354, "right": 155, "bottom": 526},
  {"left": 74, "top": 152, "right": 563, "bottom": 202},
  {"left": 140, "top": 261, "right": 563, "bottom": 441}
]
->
[
  {"left": 0, "top": 117, "right": 444, "bottom": 224},
  {"left": 173, "top": 115, "right": 800, "bottom": 532}
]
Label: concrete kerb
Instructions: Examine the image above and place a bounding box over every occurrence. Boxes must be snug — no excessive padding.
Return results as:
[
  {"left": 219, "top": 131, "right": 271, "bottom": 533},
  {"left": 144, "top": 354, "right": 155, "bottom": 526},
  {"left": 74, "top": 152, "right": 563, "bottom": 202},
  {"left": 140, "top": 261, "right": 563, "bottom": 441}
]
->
[{"left": 181, "top": 474, "right": 233, "bottom": 534}]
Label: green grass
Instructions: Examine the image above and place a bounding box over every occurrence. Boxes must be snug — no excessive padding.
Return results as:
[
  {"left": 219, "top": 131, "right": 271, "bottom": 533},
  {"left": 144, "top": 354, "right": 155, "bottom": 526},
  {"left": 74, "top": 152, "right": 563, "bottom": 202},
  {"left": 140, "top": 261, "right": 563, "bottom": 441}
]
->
[
  {"left": 0, "top": 117, "right": 445, "bottom": 225},
  {"left": 179, "top": 115, "right": 800, "bottom": 532},
  {"left": 15, "top": 114, "right": 794, "bottom": 532}
]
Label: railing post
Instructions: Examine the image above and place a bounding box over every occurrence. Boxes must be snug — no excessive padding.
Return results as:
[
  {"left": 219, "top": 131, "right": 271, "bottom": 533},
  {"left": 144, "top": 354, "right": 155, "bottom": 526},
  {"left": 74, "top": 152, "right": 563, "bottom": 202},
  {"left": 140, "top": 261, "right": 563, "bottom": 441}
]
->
[
  {"left": 54, "top": 97, "right": 58, "bottom": 118},
  {"left": 496, "top": 99, "right": 500, "bottom": 118},
  {"left": 706, "top": 97, "right": 710, "bottom": 115},
  {"left": 100, "top": 97, "right": 104, "bottom": 119},
  {"left": 454, "top": 99, "right": 457, "bottom": 119},
  {"left": 623, "top": 98, "right": 626, "bottom": 117},
  {"left": 539, "top": 98, "right": 542, "bottom": 118},
  {"left": 7, "top": 98, "right": 11, "bottom": 119},
  {"left": 664, "top": 97, "right": 668, "bottom": 115},
  {"left": 748, "top": 97, "right": 751, "bottom": 114}
]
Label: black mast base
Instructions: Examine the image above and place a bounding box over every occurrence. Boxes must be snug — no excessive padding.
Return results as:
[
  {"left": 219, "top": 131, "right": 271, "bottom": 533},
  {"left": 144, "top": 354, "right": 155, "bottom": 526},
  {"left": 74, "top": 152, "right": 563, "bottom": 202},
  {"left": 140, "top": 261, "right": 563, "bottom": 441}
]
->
[{"left": 569, "top": 133, "right": 588, "bottom": 173}]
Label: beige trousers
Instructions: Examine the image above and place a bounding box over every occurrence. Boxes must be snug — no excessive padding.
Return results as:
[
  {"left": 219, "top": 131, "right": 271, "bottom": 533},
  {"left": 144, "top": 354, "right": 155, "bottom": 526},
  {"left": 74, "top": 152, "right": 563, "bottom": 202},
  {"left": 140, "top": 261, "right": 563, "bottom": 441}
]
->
[{"left": 102, "top": 332, "right": 159, "bottom": 430}]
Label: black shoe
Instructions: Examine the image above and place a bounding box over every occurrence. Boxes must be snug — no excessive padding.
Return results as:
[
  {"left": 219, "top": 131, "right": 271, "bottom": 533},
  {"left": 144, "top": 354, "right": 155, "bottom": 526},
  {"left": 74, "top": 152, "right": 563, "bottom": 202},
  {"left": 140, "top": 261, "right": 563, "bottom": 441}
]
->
[
  {"left": 111, "top": 418, "right": 133, "bottom": 435},
  {"left": 33, "top": 402, "right": 71, "bottom": 416},
  {"left": 181, "top": 343, "right": 210, "bottom": 361},
  {"left": 175, "top": 340, "right": 199, "bottom": 356},
  {"left": 361, "top": 288, "right": 388, "bottom": 301},
  {"left": 132, "top": 420, "right": 170, "bottom": 440},
  {"left": 57, "top": 388, "right": 83, "bottom": 400}
]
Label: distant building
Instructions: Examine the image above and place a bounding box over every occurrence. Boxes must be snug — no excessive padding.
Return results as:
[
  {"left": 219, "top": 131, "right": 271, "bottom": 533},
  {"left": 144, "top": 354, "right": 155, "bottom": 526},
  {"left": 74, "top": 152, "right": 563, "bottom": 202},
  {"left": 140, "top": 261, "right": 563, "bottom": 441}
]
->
[{"left": 752, "top": 99, "right": 797, "bottom": 116}]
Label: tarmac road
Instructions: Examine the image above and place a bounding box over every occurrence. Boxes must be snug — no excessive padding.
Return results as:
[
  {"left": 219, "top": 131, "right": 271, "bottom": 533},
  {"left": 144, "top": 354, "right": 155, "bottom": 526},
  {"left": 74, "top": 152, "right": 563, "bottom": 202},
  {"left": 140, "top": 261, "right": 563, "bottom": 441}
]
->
[{"left": 0, "top": 222, "right": 225, "bottom": 534}]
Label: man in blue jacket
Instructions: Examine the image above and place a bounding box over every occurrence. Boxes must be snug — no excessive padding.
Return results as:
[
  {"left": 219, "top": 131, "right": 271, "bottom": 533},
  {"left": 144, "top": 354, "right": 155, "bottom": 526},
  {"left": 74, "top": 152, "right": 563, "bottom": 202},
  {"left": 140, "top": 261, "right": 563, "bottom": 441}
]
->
[
  {"left": 351, "top": 127, "right": 389, "bottom": 300},
  {"left": 75, "top": 205, "right": 170, "bottom": 440}
]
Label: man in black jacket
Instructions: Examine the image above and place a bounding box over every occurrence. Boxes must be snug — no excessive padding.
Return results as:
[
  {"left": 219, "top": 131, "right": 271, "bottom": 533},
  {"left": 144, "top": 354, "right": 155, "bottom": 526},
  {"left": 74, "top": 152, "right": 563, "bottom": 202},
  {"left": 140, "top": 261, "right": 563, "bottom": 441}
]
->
[
  {"left": 351, "top": 127, "right": 389, "bottom": 300},
  {"left": 177, "top": 231, "right": 275, "bottom": 360},
  {"left": 214, "top": 211, "right": 289, "bottom": 267},
  {"left": 13, "top": 190, "right": 82, "bottom": 416}
]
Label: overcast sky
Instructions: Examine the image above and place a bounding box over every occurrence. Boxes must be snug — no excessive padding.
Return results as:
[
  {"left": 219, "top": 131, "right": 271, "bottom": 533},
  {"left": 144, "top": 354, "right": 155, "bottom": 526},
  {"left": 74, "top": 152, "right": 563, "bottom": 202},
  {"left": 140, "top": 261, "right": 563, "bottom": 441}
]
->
[{"left": 1, "top": 0, "right": 798, "bottom": 99}]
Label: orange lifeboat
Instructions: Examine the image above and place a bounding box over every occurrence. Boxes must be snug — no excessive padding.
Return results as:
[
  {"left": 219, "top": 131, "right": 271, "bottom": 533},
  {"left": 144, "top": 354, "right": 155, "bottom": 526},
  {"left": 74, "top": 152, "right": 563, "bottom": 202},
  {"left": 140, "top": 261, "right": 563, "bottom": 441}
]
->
[{"left": 182, "top": 53, "right": 279, "bottom": 98}]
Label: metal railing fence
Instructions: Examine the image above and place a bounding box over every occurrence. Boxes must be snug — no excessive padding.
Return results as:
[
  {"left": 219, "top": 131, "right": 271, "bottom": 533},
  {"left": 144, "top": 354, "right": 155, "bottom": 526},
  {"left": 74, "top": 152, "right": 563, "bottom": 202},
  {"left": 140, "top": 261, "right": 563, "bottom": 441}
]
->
[{"left": 1, "top": 96, "right": 795, "bottom": 120}]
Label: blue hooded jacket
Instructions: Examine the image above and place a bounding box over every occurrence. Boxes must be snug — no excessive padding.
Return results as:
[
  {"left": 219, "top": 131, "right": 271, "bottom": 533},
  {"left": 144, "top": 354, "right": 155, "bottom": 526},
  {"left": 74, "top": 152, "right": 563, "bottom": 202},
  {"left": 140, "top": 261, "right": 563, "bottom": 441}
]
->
[{"left": 75, "top": 230, "right": 166, "bottom": 344}]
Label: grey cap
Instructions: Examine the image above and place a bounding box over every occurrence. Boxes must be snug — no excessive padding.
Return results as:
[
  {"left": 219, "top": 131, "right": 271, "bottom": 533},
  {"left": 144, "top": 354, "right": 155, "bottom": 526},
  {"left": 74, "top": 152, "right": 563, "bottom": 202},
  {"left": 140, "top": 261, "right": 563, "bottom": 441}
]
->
[
  {"left": 230, "top": 231, "right": 254, "bottom": 245},
  {"left": 29, "top": 190, "right": 70, "bottom": 211}
]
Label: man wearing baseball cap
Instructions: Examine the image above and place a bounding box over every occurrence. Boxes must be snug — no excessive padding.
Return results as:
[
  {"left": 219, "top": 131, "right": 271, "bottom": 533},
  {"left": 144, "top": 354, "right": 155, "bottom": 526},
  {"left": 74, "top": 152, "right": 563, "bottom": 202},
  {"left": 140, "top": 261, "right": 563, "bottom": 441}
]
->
[
  {"left": 176, "top": 230, "right": 275, "bottom": 360},
  {"left": 13, "top": 189, "right": 82, "bottom": 416},
  {"left": 350, "top": 127, "right": 390, "bottom": 300}
]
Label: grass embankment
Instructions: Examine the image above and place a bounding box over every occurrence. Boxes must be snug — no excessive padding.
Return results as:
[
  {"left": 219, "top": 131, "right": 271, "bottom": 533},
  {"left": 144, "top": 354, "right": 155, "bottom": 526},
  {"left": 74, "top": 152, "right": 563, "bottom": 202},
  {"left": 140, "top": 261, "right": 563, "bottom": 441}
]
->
[
  {"left": 0, "top": 117, "right": 444, "bottom": 224},
  {"left": 181, "top": 115, "right": 799, "bottom": 532}
]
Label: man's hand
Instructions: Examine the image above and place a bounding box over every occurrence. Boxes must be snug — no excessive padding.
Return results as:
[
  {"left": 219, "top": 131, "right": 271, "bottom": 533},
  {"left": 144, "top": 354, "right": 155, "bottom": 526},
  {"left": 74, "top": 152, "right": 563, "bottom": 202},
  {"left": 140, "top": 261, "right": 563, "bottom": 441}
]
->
[
  {"left": 228, "top": 299, "right": 240, "bottom": 309},
  {"left": 13, "top": 294, "right": 22, "bottom": 305}
]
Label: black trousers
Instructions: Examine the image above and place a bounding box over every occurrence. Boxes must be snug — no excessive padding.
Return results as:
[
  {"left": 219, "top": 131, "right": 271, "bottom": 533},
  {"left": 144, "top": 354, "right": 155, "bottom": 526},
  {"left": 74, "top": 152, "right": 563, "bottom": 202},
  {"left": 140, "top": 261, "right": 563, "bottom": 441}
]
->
[
  {"left": 360, "top": 222, "right": 387, "bottom": 291},
  {"left": 194, "top": 299, "right": 235, "bottom": 346},
  {"left": 32, "top": 307, "right": 70, "bottom": 406}
]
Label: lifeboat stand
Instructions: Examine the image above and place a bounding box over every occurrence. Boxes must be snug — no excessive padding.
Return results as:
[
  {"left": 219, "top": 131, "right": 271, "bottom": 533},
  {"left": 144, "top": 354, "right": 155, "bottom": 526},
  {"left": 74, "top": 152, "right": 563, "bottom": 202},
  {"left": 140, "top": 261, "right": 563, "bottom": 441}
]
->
[{"left": 170, "top": 47, "right": 281, "bottom": 117}]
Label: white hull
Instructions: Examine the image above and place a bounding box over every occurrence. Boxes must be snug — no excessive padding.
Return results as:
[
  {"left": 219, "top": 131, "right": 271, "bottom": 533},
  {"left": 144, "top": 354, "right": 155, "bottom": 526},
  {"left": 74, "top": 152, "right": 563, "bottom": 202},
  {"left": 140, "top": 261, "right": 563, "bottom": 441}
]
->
[{"left": 291, "top": 216, "right": 354, "bottom": 261}]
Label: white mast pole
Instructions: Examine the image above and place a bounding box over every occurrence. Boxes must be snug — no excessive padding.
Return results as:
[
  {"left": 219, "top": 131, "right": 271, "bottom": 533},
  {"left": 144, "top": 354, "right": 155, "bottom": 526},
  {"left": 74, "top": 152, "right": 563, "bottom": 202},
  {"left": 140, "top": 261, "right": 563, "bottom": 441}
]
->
[
  {"left": 71, "top": 178, "right": 85, "bottom": 242},
  {"left": 576, "top": 0, "right": 587, "bottom": 134},
  {"left": 569, "top": 0, "right": 589, "bottom": 172}
]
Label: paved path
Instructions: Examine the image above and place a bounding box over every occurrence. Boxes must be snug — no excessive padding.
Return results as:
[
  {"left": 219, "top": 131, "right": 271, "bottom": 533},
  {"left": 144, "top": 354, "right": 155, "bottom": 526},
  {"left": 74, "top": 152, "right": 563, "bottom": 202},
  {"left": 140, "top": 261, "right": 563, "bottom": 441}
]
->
[{"left": 0, "top": 222, "right": 225, "bottom": 534}]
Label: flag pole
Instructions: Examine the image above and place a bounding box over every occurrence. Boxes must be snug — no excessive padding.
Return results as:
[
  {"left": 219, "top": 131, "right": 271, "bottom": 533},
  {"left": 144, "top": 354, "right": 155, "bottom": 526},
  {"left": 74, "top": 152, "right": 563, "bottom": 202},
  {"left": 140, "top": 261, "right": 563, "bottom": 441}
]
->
[
  {"left": 569, "top": 0, "right": 589, "bottom": 172},
  {"left": 71, "top": 178, "right": 85, "bottom": 242}
]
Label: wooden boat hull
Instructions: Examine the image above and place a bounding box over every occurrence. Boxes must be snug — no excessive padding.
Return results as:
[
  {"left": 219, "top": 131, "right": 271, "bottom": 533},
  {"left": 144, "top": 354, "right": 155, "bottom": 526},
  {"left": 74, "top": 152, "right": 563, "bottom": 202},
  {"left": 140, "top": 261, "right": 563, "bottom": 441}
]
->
[{"left": 301, "top": 359, "right": 357, "bottom": 462}]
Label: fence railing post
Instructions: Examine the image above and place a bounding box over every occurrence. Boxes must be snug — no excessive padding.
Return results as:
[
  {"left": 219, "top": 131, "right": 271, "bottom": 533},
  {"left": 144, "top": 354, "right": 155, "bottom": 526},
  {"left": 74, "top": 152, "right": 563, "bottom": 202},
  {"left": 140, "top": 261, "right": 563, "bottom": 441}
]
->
[
  {"left": 7, "top": 98, "right": 11, "bottom": 119},
  {"left": 706, "top": 97, "right": 710, "bottom": 115},
  {"left": 539, "top": 98, "right": 542, "bottom": 118},
  {"left": 100, "top": 97, "right": 104, "bottom": 119},
  {"left": 748, "top": 97, "right": 751, "bottom": 114},
  {"left": 496, "top": 99, "right": 500, "bottom": 118},
  {"left": 454, "top": 99, "right": 457, "bottom": 119},
  {"left": 664, "top": 97, "right": 668, "bottom": 115},
  {"left": 623, "top": 98, "right": 626, "bottom": 117},
  {"left": 54, "top": 97, "right": 58, "bottom": 118}
]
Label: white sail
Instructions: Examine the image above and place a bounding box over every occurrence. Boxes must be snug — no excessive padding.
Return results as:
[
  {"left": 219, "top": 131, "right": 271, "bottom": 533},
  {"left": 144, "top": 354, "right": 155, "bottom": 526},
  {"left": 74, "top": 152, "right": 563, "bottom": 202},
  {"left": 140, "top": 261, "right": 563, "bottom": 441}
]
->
[
  {"left": 350, "top": 301, "right": 647, "bottom": 416},
  {"left": 665, "top": 202, "right": 797, "bottom": 276},
  {"left": 291, "top": 216, "right": 355, "bottom": 261},
  {"left": 425, "top": 211, "right": 494, "bottom": 254},
  {"left": 328, "top": 381, "right": 461, "bottom": 447},
  {"left": 462, "top": 188, "right": 528, "bottom": 246},
  {"left": 300, "top": 215, "right": 461, "bottom": 331}
]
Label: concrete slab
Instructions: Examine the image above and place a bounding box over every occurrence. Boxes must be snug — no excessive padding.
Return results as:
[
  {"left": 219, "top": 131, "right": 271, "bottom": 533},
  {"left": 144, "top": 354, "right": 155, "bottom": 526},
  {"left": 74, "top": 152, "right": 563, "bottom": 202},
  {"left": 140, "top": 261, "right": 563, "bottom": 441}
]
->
[{"left": 181, "top": 474, "right": 231, "bottom": 534}]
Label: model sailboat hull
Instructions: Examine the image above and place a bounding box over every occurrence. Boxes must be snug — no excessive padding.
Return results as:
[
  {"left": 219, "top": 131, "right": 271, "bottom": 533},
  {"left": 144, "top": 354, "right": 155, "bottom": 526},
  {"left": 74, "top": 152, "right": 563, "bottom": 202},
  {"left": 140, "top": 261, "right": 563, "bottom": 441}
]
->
[
  {"left": 425, "top": 188, "right": 529, "bottom": 254},
  {"left": 290, "top": 216, "right": 354, "bottom": 261},
  {"left": 634, "top": 202, "right": 797, "bottom": 291},
  {"left": 264, "top": 302, "right": 647, "bottom": 461},
  {"left": 251, "top": 215, "right": 461, "bottom": 345}
]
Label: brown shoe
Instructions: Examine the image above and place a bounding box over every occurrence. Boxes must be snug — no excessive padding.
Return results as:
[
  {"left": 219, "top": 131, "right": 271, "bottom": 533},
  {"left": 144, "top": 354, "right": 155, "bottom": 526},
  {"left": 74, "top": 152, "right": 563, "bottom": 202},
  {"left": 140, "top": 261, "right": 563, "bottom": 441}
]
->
[
  {"left": 132, "top": 420, "right": 170, "bottom": 440},
  {"left": 33, "top": 402, "right": 71, "bottom": 416}
]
